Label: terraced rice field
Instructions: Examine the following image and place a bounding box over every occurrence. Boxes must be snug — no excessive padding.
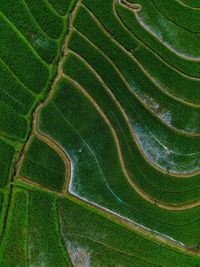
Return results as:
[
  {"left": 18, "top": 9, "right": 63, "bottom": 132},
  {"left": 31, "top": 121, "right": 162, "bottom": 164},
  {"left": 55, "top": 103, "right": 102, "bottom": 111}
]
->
[{"left": 0, "top": 0, "right": 200, "bottom": 266}]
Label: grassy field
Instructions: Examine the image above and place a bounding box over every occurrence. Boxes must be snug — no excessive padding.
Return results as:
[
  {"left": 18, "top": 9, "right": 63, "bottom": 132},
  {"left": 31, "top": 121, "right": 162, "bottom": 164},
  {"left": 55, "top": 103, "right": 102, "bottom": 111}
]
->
[
  {"left": 60, "top": 197, "right": 200, "bottom": 267},
  {"left": 36, "top": 76, "right": 200, "bottom": 247},
  {"left": 115, "top": 0, "right": 200, "bottom": 77},
  {"left": 180, "top": 0, "right": 200, "bottom": 8},
  {"left": 3, "top": 183, "right": 200, "bottom": 266},
  {"left": 63, "top": 31, "right": 200, "bottom": 204},
  {"left": 20, "top": 136, "right": 66, "bottom": 192},
  {"left": 1, "top": 0, "right": 200, "bottom": 265},
  {"left": 0, "top": 188, "right": 29, "bottom": 266}
]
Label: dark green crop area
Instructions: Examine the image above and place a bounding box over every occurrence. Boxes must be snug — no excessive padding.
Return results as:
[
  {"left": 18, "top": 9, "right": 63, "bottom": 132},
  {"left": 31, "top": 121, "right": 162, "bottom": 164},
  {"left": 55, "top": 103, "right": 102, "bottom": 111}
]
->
[
  {"left": 0, "top": 0, "right": 200, "bottom": 266},
  {"left": 20, "top": 136, "right": 66, "bottom": 192}
]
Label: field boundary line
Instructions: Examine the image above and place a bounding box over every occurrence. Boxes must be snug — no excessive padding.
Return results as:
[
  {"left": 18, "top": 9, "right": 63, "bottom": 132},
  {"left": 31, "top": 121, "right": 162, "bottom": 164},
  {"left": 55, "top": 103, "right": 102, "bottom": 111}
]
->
[
  {"left": 82, "top": 3, "right": 200, "bottom": 108},
  {"left": 87, "top": 2, "right": 200, "bottom": 81},
  {"left": 62, "top": 73, "right": 200, "bottom": 210},
  {"left": 66, "top": 48, "right": 200, "bottom": 179},
  {"left": 14, "top": 0, "right": 81, "bottom": 181},
  {"left": 0, "top": 11, "right": 49, "bottom": 67},
  {"left": 65, "top": 232, "right": 163, "bottom": 266},
  {"left": 150, "top": 0, "right": 200, "bottom": 34},
  {"left": 114, "top": 1, "right": 200, "bottom": 62},
  {"left": 16, "top": 176, "right": 200, "bottom": 256},
  {"left": 11, "top": 0, "right": 200, "bottom": 257},
  {"left": 34, "top": 130, "right": 71, "bottom": 194},
  {"left": 22, "top": 0, "right": 61, "bottom": 41},
  {"left": 176, "top": 0, "right": 200, "bottom": 10},
  {"left": 0, "top": 59, "right": 37, "bottom": 97},
  {"left": 73, "top": 27, "right": 200, "bottom": 138}
]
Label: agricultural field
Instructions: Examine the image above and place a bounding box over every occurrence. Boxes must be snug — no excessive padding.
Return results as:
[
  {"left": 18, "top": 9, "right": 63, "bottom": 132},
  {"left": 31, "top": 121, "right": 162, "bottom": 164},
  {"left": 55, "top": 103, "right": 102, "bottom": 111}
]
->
[{"left": 0, "top": 0, "right": 200, "bottom": 266}]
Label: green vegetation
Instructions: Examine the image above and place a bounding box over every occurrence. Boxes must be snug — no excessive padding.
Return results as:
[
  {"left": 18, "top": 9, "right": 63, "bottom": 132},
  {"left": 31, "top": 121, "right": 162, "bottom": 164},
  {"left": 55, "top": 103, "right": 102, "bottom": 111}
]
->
[
  {"left": 0, "top": 189, "right": 29, "bottom": 266},
  {"left": 27, "top": 190, "right": 71, "bottom": 266},
  {"left": 0, "top": 0, "right": 59, "bottom": 64},
  {"left": 151, "top": 0, "right": 200, "bottom": 33},
  {"left": 115, "top": 0, "right": 200, "bottom": 77},
  {"left": 0, "top": 13, "right": 49, "bottom": 94},
  {"left": 60, "top": 198, "right": 200, "bottom": 267},
  {"left": 73, "top": 5, "right": 200, "bottom": 134},
  {"left": 0, "top": 103, "right": 27, "bottom": 140},
  {"left": 25, "top": 0, "right": 64, "bottom": 39},
  {"left": 38, "top": 77, "right": 200, "bottom": 248},
  {"left": 0, "top": 61, "right": 35, "bottom": 116},
  {"left": 20, "top": 136, "right": 66, "bottom": 192},
  {"left": 1, "top": 0, "right": 200, "bottom": 265},
  {"left": 180, "top": 0, "right": 200, "bottom": 8},
  {"left": 0, "top": 193, "right": 4, "bottom": 220},
  {"left": 64, "top": 31, "right": 200, "bottom": 204},
  {"left": 48, "top": 0, "right": 73, "bottom": 15},
  {"left": 0, "top": 140, "right": 14, "bottom": 187}
]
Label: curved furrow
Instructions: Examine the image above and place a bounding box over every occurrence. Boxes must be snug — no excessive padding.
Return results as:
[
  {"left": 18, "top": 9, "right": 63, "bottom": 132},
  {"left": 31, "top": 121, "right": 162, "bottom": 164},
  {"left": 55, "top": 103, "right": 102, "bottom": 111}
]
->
[
  {"left": 112, "top": 0, "right": 200, "bottom": 82},
  {"left": 82, "top": 0, "right": 200, "bottom": 80},
  {"left": 177, "top": 0, "right": 200, "bottom": 9},
  {"left": 133, "top": 45, "right": 200, "bottom": 106},
  {"left": 83, "top": 0, "right": 198, "bottom": 80},
  {"left": 38, "top": 76, "right": 200, "bottom": 223},
  {"left": 64, "top": 39, "right": 200, "bottom": 201},
  {"left": 120, "top": 0, "right": 142, "bottom": 10},
  {"left": 32, "top": 131, "right": 71, "bottom": 194},
  {"left": 151, "top": 0, "right": 200, "bottom": 33},
  {"left": 36, "top": 63, "right": 200, "bottom": 227},
  {"left": 113, "top": 1, "right": 200, "bottom": 78},
  {"left": 37, "top": 74, "right": 200, "bottom": 255},
  {"left": 114, "top": 2, "right": 200, "bottom": 106},
  {"left": 74, "top": 29, "right": 199, "bottom": 136},
  {"left": 72, "top": 27, "right": 200, "bottom": 136},
  {"left": 52, "top": 95, "right": 130, "bottom": 208},
  {"left": 118, "top": 0, "right": 200, "bottom": 59},
  {"left": 62, "top": 50, "right": 200, "bottom": 205},
  {"left": 78, "top": 4, "right": 200, "bottom": 135},
  {"left": 69, "top": 10, "right": 200, "bottom": 176},
  {"left": 10, "top": 0, "right": 200, "bottom": 256},
  {"left": 51, "top": 77, "right": 200, "bottom": 209}
]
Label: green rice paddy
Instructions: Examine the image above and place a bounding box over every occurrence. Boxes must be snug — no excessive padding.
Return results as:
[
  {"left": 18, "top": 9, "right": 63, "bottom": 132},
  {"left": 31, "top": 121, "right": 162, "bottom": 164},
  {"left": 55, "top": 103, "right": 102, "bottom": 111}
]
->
[{"left": 0, "top": 0, "right": 200, "bottom": 266}]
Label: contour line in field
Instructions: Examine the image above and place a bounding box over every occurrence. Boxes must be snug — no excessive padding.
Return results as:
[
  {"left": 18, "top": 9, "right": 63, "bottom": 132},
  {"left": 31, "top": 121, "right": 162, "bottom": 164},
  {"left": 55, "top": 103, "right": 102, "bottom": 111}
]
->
[{"left": 11, "top": 0, "right": 200, "bottom": 257}]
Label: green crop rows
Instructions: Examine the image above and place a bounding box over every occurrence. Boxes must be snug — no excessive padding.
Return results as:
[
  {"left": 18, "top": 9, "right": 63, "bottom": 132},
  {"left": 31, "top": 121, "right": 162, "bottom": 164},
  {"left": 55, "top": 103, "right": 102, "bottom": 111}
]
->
[{"left": 0, "top": 0, "right": 200, "bottom": 266}]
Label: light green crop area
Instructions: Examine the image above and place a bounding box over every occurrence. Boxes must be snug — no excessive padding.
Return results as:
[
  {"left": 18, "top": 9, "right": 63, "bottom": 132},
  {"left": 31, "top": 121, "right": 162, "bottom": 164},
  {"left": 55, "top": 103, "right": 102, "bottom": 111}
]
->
[{"left": 0, "top": 0, "right": 200, "bottom": 266}]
